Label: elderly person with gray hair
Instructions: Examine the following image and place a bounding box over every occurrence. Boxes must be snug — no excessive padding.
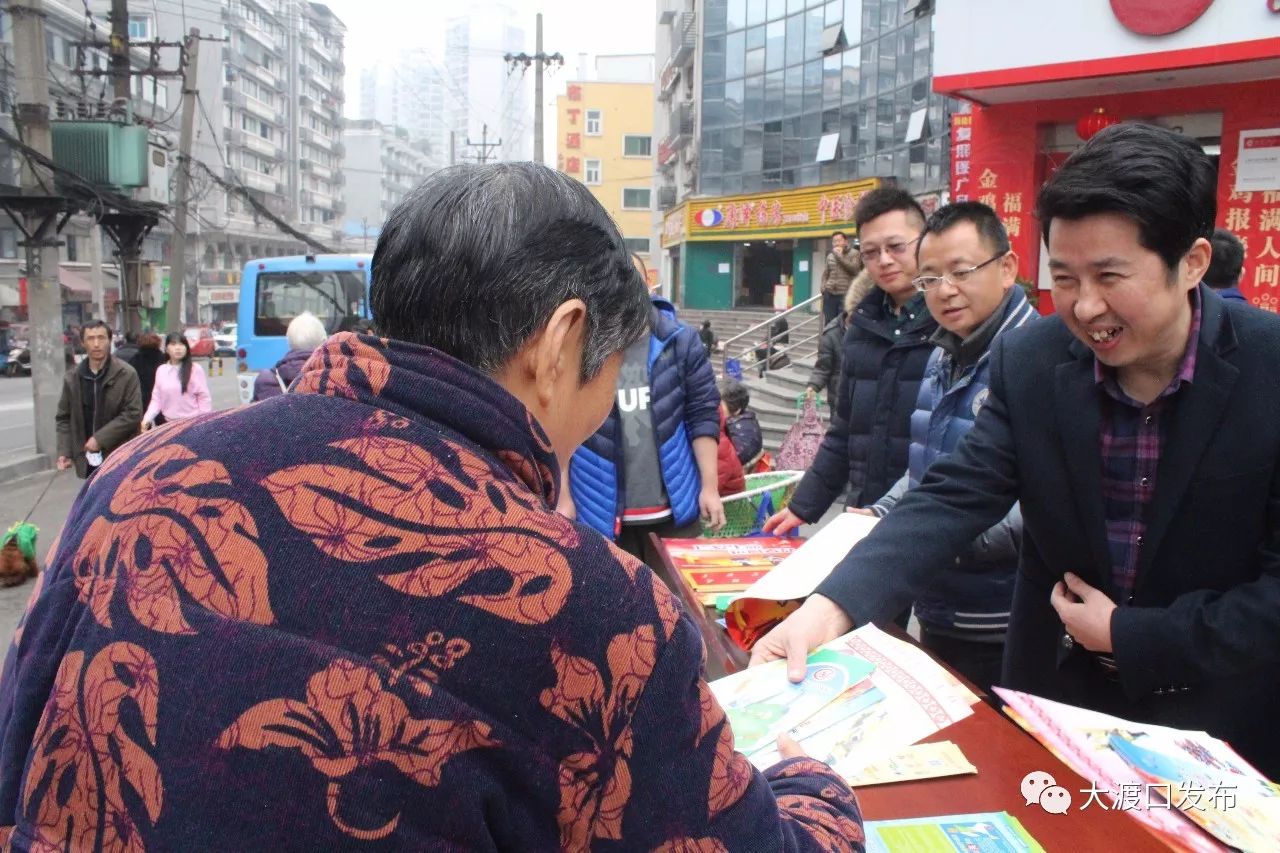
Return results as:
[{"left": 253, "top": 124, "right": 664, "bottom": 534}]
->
[
  {"left": 0, "top": 162, "right": 864, "bottom": 850},
  {"left": 251, "top": 310, "right": 328, "bottom": 401}
]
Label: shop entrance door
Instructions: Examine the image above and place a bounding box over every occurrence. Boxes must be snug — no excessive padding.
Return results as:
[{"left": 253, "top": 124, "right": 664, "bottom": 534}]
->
[{"left": 737, "top": 241, "right": 794, "bottom": 308}]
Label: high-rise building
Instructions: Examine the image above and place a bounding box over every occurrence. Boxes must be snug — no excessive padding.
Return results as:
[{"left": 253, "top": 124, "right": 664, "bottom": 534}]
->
[
  {"left": 340, "top": 119, "right": 435, "bottom": 247},
  {"left": 654, "top": 0, "right": 955, "bottom": 311},
  {"left": 156, "top": 0, "right": 351, "bottom": 321},
  {"left": 556, "top": 56, "right": 658, "bottom": 286},
  {"left": 358, "top": 57, "right": 447, "bottom": 168},
  {"left": 445, "top": 3, "right": 529, "bottom": 163}
]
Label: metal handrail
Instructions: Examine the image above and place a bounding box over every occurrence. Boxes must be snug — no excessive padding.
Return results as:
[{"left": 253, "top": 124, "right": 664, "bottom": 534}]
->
[{"left": 719, "top": 294, "right": 825, "bottom": 377}]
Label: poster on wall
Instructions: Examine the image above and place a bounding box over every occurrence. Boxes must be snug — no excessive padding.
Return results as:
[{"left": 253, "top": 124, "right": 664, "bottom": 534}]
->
[{"left": 1235, "top": 129, "right": 1280, "bottom": 192}]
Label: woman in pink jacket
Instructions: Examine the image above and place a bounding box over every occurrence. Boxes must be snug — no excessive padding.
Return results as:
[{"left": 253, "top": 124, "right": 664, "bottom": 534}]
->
[{"left": 142, "top": 332, "right": 212, "bottom": 430}]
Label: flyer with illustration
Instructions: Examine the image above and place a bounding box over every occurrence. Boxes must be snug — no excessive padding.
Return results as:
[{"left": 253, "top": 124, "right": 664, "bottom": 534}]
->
[
  {"left": 864, "top": 812, "right": 1045, "bottom": 853},
  {"left": 711, "top": 649, "right": 875, "bottom": 754}
]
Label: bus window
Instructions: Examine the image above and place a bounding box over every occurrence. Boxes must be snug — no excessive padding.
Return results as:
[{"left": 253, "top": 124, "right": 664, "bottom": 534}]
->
[{"left": 253, "top": 270, "right": 367, "bottom": 337}]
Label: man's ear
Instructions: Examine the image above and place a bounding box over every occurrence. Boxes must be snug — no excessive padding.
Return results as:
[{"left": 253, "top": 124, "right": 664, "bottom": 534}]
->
[
  {"left": 1182, "top": 237, "right": 1212, "bottom": 290},
  {"left": 531, "top": 299, "right": 588, "bottom": 406},
  {"left": 1001, "top": 250, "right": 1020, "bottom": 289}
]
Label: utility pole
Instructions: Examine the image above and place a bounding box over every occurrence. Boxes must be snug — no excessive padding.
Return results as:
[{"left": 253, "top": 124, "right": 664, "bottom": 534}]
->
[
  {"left": 464, "top": 124, "right": 501, "bottom": 165},
  {"left": 108, "top": 0, "right": 144, "bottom": 335},
  {"left": 89, "top": 223, "right": 105, "bottom": 322},
  {"left": 166, "top": 28, "right": 200, "bottom": 332},
  {"left": 534, "top": 14, "right": 544, "bottom": 164},
  {"left": 10, "top": 0, "right": 65, "bottom": 464},
  {"left": 505, "top": 19, "right": 563, "bottom": 165}
]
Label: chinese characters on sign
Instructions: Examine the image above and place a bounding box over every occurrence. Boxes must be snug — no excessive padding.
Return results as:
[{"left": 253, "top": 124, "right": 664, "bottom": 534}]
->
[
  {"left": 1076, "top": 780, "right": 1237, "bottom": 813},
  {"left": 950, "top": 114, "right": 973, "bottom": 201},
  {"left": 1235, "top": 128, "right": 1280, "bottom": 192},
  {"left": 1223, "top": 155, "right": 1280, "bottom": 312},
  {"left": 722, "top": 199, "right": 786, "bottom": 229}
]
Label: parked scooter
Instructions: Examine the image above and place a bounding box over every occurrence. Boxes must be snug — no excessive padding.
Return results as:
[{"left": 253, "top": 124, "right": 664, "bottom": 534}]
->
[{"left": 5, "top": 344, "right": 30, "bottom": 377}]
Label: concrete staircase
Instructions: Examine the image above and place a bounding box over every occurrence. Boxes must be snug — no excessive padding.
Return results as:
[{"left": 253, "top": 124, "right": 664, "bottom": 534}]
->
[{"left": 672, "top": 306, "right": 832, "bottom": 454}]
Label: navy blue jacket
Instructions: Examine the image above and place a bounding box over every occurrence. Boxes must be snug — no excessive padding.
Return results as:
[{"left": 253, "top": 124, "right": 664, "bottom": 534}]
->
[
  {"left": 789, "top": 289, "right": 938, "bottom": 519},
  {"left": 570, "top": 299, "right": 721, "bottom": 539},
  {"left": 818, "top": 286, "right": 1280, "bottom": 778},
  {"left": 871, "top": 288, "right": 1037, "bottom": 636},
  {"left": 1215, "top": 286, "right": 1247, "bottom": 303}
]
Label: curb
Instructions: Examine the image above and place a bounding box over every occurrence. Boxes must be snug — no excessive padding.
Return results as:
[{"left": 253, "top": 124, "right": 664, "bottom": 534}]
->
[{"left": 0, "top": 454, "right": 51, "bottom": 485}]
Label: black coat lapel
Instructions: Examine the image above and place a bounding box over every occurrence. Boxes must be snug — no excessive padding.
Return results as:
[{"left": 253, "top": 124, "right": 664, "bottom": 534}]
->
[{"left": 1054, "top": 349, "right": 1114, "bottom": 596}]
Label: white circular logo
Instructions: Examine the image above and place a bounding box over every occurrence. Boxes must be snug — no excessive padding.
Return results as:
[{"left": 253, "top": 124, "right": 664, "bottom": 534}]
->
[{"left": 972, "top": 388, "right": 990, "bottom": 417}]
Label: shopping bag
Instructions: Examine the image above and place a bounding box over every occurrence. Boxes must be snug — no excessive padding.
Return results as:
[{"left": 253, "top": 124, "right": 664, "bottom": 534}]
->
[
  {"left": 776, "top": 397, "right": 825, "bottom": 472},
  {"left": 725, "top": 358, "right": 743, "bottom": 381}
]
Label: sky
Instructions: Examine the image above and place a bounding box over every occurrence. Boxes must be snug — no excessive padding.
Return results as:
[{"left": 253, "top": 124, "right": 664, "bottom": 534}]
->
[{"left": 321, "top": 0, "right": 658, "bottom": 128}]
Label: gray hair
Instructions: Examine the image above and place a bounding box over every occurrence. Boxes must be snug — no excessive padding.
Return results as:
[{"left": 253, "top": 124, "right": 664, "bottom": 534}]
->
[
  {"left": 286, "top": 311, "right": 328, "bottom": 352},
  {"left": 370, "top": 162, "right": 652, "bottom": 380}
]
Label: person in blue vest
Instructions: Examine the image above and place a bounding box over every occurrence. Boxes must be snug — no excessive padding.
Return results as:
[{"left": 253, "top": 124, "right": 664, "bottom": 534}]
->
[
  {"left": 560, "top": 296, "right": 727, "bottom": 577},
  {"left": 852, "top": 201, "right": 1038, "bottom": 693}
]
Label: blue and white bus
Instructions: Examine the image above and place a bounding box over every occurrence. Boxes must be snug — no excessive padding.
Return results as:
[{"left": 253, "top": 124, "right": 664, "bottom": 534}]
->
[{"left": 235, "top": 253, "right": 373, "bottom": 403}]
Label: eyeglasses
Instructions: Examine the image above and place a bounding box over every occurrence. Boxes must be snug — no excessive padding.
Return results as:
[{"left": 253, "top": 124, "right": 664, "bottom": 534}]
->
[
  {"left": 912, "top": 252, "right": 1008, "bottom": 292},
  {"left": 859, "top": 236, "right": 920, "bottom": 264}
]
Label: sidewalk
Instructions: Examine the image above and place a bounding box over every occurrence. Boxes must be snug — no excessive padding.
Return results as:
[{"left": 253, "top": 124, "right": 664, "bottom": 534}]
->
[{"left": 0, "top": 468, "right": 83, "bottom": 642}]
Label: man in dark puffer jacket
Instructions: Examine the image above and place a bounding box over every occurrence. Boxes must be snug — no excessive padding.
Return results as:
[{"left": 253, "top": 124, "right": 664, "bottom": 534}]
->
[{"left": 767, "top": 188, "right": 938, "bottom": 534}]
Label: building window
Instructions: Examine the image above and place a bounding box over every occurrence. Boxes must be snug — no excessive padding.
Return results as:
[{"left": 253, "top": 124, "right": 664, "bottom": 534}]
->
[
  {"left": 65, "top": 235, "right": 78, "bottom": 262},
  {"left": 128, "top": 17, "right": 151, "bottom": 40},
  {"left": 621, "top": 188, "right": 651, "bottom": 210},
  {"left": 585, "top": 109, "right": 603, "bottom": 136},
  {"left": 584, "top": 159, "right": 602, "bottom": 185},
  {"left": 623, "top": 135, "right": 652, "bottom": 157},
  {"left": 0, "top": 229, "right": 17, "bottom": 259},
  {"left": 623, "top": 237, "right": 651, "bottom": 255}
]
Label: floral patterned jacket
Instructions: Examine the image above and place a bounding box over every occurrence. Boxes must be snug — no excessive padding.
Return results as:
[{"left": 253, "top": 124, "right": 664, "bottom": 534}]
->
[{"left": 0, "top": 334, "right": 863, "bottom": 852}]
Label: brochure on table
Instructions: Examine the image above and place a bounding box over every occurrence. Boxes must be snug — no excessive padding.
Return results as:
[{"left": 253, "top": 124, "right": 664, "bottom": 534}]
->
[{"left": 864, "top": 812, "right": 1045, "bottom": 853}]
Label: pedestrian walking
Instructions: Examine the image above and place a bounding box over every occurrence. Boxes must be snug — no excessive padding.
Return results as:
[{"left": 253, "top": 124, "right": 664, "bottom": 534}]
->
[
  {"left": 252, "top": 312, "right": 328, "bottom": 401},
  {"left": 141, "top": 332, "right": 212, "bottom": 431},
  {"left": 127, "top": 332, "right": 167, "bottom": 412},
  {"left": 54, "top": 320, "right": 142, "bottom": 478}
]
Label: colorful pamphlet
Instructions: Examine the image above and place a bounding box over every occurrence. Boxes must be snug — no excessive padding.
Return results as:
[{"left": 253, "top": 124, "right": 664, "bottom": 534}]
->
[
  {"left": 864, "top": 811, "right": 1045, "bottom": 853},
  {"left": 996, "top": 687, "right": 1280, "bottom": 853},
  {"left": 844, "top": 741, "right": 978, "bottom": 787},
  {"left": 711, "top": 649, "right": 875, "bottom": 754},
  {"left": 722, "top": 512, "right": 880, "bottom": 648},
  {"left": 662, "top": 536, "right": 802, "bottom": 606}
]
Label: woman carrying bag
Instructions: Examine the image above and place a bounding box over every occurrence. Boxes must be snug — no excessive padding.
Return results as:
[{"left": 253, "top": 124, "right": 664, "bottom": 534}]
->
[{"left": 142, "top": 332, "right": 212, "bottom": 431}]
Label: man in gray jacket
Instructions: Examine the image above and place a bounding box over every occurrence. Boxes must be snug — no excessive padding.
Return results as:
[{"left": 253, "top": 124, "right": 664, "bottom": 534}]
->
[
  {"left": 820, "top": 231, "right": 862, "bottom": 325},
  {"left": 55, "top": 320, "right": 142, "bottom": 478}
]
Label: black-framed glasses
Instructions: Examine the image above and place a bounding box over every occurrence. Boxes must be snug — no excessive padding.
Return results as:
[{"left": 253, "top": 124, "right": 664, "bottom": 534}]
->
[
  {"left": 859, "top": 236, "right": 921, "bottom": 264},
  {"left": 912, "top": 252, "right": 1008, "bottom": 292}
]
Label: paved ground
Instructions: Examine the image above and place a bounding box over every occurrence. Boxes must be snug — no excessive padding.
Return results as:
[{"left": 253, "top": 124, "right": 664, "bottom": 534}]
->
[{"left": 0, "top": 365, "right": 242, "bottom": 643}]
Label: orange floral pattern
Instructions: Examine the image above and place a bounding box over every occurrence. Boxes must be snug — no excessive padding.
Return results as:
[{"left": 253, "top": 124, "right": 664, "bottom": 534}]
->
[
  {"left": 20, "top": 643, "right": 162, "bottom": 852},
  {"left": 696, "top": 682, "right": 753, "bottom": 821},
  {"left": 290, "top": 334, "right": 391, "bottom": 400},
  {"left": 70, "top": 444, "right": 273, "bottom": 635},
  {"left": 263, "top": 427, "right": 578, "bottom": 625},
  {"left": 540, "top": 626, "right": 660, "bottom": 847},
  {"left": 372, "top": 630, "right": 471, "bottom": 699},
  {"left": 217, "top": 658, "right": 497, "bottom": 841}
]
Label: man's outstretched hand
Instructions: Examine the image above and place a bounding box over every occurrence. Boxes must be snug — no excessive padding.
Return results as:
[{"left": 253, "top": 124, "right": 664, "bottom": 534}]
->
[{"left": 748, "top": 594, "right": 854, "bottom": 682}]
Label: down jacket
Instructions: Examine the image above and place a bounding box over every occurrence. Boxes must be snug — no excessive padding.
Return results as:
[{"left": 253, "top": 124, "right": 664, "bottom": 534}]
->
[{"left": 570, "top": 298, "right": 721, "bottom": 539}]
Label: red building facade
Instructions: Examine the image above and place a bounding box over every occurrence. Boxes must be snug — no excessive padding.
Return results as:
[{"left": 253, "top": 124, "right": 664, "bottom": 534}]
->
[{"left": 932, "top": 0, "right": 1280, "bottom": 313}]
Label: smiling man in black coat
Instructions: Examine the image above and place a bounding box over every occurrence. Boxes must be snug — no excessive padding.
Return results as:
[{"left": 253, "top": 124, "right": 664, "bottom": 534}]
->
[{"left": 753, "top": 123, "right": 1280, "bottom": 779}]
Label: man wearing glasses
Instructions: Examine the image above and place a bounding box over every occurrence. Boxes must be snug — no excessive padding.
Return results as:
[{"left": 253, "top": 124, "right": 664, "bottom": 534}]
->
[
  {"left": 751, "top": 124, "right": 1280, "bottom": 779},
  {"left": 766, "top": 188, "right": 939, "bottom": 539},
  {"left": 853, "top": 201, "right": 1037, "bottom": 693}
]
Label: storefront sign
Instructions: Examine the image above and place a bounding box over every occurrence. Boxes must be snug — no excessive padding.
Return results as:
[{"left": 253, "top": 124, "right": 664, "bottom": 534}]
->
[
  {"left": 950, "top": 115, "right": 973, "bottom": 201},
  {"left": 201, "top": 288, "right": 239, "bottom": 305},
  {"left": 661, "top": 203, "right": 687, "bottom": 249},
  {"left": 1236, "top": 128, "right": 1280, "bottom": 192},
  {"left": 676, "top": 178, "right": 879, "bottom": 243}
]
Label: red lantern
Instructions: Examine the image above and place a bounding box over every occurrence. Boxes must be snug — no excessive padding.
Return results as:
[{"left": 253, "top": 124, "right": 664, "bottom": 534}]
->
[{"left": 1077, "top": 108, "right": 1122, "bottom": 142}]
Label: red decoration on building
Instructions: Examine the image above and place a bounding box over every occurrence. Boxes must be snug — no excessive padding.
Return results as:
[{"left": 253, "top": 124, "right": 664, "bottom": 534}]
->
[
  {"left": 567, "top": 84, "right": 582, "bottom": 101},
  {"left": 565, "top": 156, "right": 581, "bottom": 174},
  {"left": 1076, "top": 108, "right": 1122, "bottom": 141},
  {"left": 1109, "top": 0, "right": 1214, "bottom": 36},
  {"left": 566, "top": 108, "right": 580, "bottom": 126},
  {"left": 565, "top": 132, "right": 581, "bottom": 149}
]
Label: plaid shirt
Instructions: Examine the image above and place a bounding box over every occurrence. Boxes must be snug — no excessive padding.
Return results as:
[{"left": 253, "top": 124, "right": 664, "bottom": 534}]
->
[{"left": 1095, "top": 291, "right": 1202, "bottom": 603}]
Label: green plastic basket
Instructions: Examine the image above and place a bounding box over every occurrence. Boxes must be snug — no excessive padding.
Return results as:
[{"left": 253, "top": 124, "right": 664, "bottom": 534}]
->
[{"left": 701, "top": 470, "right": 805, "bottom": 538}]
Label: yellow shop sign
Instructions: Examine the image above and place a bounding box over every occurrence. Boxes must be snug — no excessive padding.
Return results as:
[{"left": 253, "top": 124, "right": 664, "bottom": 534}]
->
[{"left": 677, "top": 178, "right": 880, "bottom": 243}]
